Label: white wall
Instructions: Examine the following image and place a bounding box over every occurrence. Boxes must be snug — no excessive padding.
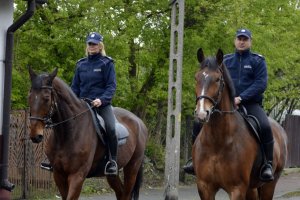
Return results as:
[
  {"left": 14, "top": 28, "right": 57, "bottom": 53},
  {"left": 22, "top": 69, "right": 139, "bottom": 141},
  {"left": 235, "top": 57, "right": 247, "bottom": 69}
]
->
[{"left": 0, "top": 1, "right": 14, "bottom": 134}]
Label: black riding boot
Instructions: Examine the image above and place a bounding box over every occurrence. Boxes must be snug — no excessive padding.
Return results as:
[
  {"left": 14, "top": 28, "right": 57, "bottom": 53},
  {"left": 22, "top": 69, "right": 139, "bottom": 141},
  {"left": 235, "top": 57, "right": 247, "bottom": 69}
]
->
[
  {"left": 260, "top": 140, "right": 274, "bottom": 182},
  {"left": 105, "top": 132, "right": 118, "bottom": 175},
  {"left": 183, "top": 119, "right": 201, "bottom": 175}
]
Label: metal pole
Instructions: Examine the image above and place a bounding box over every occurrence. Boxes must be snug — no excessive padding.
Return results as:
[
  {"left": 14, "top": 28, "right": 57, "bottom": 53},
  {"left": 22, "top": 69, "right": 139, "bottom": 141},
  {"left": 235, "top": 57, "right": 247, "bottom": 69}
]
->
[{"left": 164, "top": 0, "right": 184, "bottom": 199}]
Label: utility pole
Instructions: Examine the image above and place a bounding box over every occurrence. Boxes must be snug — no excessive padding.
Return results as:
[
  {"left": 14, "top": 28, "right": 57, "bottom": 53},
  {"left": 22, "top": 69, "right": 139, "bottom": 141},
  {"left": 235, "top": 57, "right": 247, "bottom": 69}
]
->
[{"left": 164, "top": 0, "right": 184, "bottom": 199}]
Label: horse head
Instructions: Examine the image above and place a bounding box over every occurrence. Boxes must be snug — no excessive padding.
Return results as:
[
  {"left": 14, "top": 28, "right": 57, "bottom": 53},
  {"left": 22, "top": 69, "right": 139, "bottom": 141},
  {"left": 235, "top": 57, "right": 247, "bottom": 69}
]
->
[
  {"left": 194, "top": 48, "right": 225, "bottom": 122},
  {"left": 28, "top": 67, "right": 58, "bottom": 143}
]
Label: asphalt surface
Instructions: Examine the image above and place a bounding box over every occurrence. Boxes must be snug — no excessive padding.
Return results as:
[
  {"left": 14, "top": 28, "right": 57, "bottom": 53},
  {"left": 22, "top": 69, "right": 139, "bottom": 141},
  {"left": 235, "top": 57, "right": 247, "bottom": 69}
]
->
[{"left": 79, "top": 168, "right": 300, "bottom": 200}]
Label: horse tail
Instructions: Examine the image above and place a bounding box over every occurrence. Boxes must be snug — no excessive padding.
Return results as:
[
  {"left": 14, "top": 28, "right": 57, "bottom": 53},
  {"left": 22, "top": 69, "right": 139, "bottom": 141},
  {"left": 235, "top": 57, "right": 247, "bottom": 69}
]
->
[{"left": 131, "top": 159, "right": 144, "bottom": 200}]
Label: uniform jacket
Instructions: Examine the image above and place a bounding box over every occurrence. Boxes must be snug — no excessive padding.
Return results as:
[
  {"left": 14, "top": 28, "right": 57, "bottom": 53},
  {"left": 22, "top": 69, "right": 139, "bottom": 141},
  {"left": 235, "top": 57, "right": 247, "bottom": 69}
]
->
[
  {"left": 71, "top": 53, "right": 116, "bottom": 106},
  {"left": 223, "top": 49, "right": 267, "bottom": 105}
]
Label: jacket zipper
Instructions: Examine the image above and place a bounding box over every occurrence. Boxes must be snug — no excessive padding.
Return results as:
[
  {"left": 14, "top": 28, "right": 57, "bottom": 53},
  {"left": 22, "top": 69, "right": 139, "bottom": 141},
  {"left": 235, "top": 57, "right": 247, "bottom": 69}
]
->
[{"left": 238, "top": 56, "right": 242, "bottom": 88}]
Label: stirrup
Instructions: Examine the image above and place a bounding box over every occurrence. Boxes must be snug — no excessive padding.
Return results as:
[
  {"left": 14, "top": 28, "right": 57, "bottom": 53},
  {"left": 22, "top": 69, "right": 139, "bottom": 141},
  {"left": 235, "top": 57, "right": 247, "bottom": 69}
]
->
[
  {"left": 40, "top": 162, "right": 53, "bottom": 172},
  {"left": 104, "top": 160, "right": 118, "bottom": 176},
  {"left": 183, "top": 159, "right": 195, "bottom": 175}
]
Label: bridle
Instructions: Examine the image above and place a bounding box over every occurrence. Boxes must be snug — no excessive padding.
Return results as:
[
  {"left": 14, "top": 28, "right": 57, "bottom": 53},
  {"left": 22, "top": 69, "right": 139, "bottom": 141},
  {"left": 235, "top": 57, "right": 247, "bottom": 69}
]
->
[
  {"left": 29, "top": 86, "right": 56, "bottom": 128},
  {"left": 195, "top": 67, "right": 236, "bottom": 115},
  {"left": 29, "top": 85, "right": 93, "bottom": 128}
]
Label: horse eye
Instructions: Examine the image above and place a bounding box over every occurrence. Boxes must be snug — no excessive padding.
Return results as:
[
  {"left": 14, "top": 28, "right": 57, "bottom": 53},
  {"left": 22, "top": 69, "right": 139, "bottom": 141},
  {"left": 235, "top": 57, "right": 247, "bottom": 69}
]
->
[{"left": 216, "top": 77, "right": 220, "bottom": 82}]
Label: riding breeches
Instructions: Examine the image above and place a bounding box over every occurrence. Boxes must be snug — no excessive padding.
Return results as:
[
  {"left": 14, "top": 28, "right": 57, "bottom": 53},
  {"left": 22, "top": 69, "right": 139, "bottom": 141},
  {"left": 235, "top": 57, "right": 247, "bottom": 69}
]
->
[
  {"left": 95, "top": 105, "right": 118, "bottom": 158},
  {"left": 95, "top": 105, "right": 116, "bottom": 135},
  {"left": 242, "top": 103, "right": 273, "bottom": 143}
]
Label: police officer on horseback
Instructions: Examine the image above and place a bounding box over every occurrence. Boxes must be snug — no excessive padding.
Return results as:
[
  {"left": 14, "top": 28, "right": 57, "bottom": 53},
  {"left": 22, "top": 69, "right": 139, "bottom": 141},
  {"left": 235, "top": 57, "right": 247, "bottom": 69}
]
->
[
  {"left": 41, "top": 32, "right": 118, "bottom": 176},
  {"left": 184, "top": 28, "right": 274, "bottom": 182},
  {"left": 72, "top": 32, "right": 118, "bottom": 175}
]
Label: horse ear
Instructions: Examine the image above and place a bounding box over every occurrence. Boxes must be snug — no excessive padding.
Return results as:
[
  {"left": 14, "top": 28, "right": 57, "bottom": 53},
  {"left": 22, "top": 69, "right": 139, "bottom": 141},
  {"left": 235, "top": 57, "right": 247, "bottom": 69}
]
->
[
  {"left": 216, "top": 48, "right": 223, "bottom": 65},
  {"left": 28, "top": 66, "right": 37, "bottom": 82},
  {"left": 49, "top": 68, "right": 58, "bottom": 81},
  {"left": 197, "top": 48, "right": 205, "bottom": 63}
]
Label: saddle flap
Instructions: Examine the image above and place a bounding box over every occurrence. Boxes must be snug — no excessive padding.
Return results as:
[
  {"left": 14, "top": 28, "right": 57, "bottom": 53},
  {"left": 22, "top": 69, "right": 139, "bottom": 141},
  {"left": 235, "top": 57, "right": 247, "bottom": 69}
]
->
[
  {"left": 88, "top": 104, "right": 129, "bottom": 146},
  {"left": 238, "top": 105, "right": 261, "bottom": 143}
]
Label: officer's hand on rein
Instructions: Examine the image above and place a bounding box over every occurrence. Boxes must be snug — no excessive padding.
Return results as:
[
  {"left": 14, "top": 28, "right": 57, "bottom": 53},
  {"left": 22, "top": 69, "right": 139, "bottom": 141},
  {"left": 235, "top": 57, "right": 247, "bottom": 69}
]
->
[
  {"left": 234, "top": 96, "right": 242, "bottom": 107},
  {"left": 92, "top": 98, "right": 102, "bottom": 107}
]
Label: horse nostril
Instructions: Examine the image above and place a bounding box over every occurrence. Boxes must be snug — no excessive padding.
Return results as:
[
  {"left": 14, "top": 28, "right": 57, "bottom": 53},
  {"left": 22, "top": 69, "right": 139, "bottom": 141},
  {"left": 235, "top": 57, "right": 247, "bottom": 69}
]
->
[
  {"left": 37, "top": 135, "right": 44, "bottom": 141},
  {"left": 31, "top": 134, "right": 44, "bottom": 143}
]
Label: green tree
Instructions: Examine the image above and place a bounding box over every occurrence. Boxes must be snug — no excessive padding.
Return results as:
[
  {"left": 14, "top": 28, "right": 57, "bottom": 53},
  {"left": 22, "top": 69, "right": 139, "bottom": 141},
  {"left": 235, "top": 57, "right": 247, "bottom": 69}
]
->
[{"left": 11, "top": 0, "right": 300, "bottom": 169}]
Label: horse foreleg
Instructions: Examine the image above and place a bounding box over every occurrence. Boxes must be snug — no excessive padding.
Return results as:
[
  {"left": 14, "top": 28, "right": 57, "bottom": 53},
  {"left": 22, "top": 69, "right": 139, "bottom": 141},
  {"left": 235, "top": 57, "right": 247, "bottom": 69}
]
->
[
  {"left": 106, "top": 175, "right": 124, "bottom": 200},
  {"left": 53, "top": 172, "right": 68, "bottom": 200},
  {"left": 246, "top": 188, "right": 259, "bottom": 200},
  {"left": 197, "top": 182, "right": 217, "bottom": 200},
  {"left": 229, "top": 186, "right": 248, "bottom": 200},
  {"left": 66, "top": 173, "right": 85, "bottom": 200},
  {"left": 258, "top": 178, "right": 278, "bottom": 200}
]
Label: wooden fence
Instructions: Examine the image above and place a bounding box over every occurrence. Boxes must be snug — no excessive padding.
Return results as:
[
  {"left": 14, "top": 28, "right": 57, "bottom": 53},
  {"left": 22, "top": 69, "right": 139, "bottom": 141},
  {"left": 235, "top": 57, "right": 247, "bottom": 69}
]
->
[
  {"left": 283, "top": 114, "right": 300, "bottom": 168},
  {"left": 8, "top": 110, "right": 55, "bottom": 200}
]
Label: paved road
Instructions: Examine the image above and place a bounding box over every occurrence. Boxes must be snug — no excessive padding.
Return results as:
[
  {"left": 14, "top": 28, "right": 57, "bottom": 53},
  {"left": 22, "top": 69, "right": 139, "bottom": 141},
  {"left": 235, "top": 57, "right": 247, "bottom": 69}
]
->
[{"left": 79, "top": 169, "right": 300, "bottom": 200}]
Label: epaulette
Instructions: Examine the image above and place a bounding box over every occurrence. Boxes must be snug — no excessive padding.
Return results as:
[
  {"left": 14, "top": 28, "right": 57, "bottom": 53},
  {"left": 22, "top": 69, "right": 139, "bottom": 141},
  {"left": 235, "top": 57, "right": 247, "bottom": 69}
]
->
[
  {"left": 252, "top": 52, "right": 265, "bottom": 60},
  {"left": 76, "top": 57, "right": 87, "bottom": 64},
  {"left": 104, "top": 56, "right": 114, "bottom": 62},
  {"left": 223, "top": 53, "right": 234, "bottom": 60},
  {"left": 251, "top": 53, "right": 265, "bottom": 64}
]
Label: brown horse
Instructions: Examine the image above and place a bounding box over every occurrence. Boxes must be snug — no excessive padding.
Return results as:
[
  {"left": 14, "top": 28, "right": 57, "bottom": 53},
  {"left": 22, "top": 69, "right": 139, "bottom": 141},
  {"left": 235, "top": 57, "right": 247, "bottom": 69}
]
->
[
  {"left": 27, "top": 67, "right": 148, "bottom": 200},
  {"left": 192, "top": 48, "right": 287, "bottom": 200}
]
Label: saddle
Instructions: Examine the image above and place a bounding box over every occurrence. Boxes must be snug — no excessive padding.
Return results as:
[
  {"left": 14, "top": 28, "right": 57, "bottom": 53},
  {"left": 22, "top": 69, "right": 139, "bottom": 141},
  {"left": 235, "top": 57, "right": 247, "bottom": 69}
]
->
[{"left": 85, "top": 102, "right": 129, "bottom": 146}]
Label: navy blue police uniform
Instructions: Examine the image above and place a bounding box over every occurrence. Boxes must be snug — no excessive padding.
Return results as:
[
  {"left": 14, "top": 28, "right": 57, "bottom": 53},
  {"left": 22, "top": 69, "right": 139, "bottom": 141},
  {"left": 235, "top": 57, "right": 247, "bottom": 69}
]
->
[{"left": 71, "top": 54, "right": 116, "bottom": 105}]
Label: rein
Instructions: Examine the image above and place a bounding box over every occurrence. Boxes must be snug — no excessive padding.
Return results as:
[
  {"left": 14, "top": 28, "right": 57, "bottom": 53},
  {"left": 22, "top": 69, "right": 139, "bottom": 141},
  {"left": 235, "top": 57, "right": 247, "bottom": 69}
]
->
[
  {"left": 45, "top": 105, "right": 94, "bottom": 128},
  {"left": 29, "top": 86, "right": 95, "bottom": 128}
]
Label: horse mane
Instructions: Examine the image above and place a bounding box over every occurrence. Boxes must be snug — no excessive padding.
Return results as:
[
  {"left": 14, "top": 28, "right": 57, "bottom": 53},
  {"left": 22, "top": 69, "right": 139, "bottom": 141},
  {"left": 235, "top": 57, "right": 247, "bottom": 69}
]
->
[
  {"left": 221, "top": 63, "right": 236, "bottom": 105},
  {"left": 52, "top": 77, "right": 82, "bottom": 106}
]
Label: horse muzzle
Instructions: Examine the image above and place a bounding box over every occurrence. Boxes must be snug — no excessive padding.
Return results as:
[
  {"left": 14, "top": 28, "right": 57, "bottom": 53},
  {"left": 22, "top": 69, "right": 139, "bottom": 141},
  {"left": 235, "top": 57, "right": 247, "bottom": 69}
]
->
[
  {"left": 195, "top": 109, "right": 212, "bottom": 123},
  {"left": 30, "top": 134, "right": 44, "bottom": 143}
]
